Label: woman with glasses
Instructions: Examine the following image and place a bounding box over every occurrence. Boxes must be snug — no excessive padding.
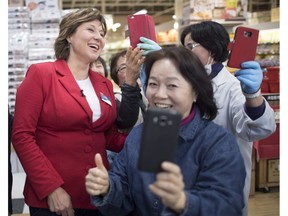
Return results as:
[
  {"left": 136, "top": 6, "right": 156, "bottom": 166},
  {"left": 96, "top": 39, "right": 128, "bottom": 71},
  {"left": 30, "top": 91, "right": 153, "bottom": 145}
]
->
[
  {"left": 106, "top": 49, "right": 147, "bottom": 166},
  {"left": 110, "top": 49, "right": 147, "bottom": 127}
]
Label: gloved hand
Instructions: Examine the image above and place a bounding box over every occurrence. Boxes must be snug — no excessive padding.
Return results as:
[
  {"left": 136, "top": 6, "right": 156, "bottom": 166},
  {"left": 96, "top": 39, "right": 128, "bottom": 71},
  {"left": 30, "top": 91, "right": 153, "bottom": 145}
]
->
[
  {"left": 137, "top": 37, "right": 162, "bottom": 56},
  {"left": 234, "top": 61, "right": 263, "bottom": 94}
]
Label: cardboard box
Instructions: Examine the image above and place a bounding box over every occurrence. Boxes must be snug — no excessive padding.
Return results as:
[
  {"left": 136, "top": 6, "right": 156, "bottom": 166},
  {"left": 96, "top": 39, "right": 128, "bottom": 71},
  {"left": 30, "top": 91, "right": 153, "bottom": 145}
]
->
[
  {"left": 8, "top": 0, "right": 24, "bottom": 7},
  {"left": 250, "top": 169, "right": 255, "bottom": 196},
  {"left": 271, "top": 7, "right": 279, "bottom": 22},
  {"left": 267, "top": 159, "right": 279, "bottom": 182},
  {"left": 256, "top": 159, "right": 279, "bottom": 190}
]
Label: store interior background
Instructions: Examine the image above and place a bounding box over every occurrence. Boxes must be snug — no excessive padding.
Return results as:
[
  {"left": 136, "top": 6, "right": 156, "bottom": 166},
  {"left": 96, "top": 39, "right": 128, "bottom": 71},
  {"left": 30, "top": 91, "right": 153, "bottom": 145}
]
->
[
  {"left": 8, "top": 0, "right": 280, "bottom": 113},
  {"left": 8, "top": 0, "right": 282, "bottom": 215}
]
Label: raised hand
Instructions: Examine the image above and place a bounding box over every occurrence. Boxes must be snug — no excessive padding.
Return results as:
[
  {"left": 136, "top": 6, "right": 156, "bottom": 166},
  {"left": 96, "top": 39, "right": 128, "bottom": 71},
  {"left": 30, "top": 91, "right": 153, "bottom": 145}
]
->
[
  {"left": 234, "top": 61, "right": 263, "bottom": 94},
  {"left": 85, "top": 153, "right": 109, "bottom": 196},
  {"left": 125, "top": 47, "right": 145, "bottom": 86},
  {"left": 137, "top": 37, "right": 162, "bottom": 56}
]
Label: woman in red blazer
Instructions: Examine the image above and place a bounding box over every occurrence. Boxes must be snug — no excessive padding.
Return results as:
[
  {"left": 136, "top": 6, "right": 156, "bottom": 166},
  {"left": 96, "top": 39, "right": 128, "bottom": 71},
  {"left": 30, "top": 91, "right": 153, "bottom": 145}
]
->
[{"left": 12, "top": 8, "right": 143, "bottom": 216}]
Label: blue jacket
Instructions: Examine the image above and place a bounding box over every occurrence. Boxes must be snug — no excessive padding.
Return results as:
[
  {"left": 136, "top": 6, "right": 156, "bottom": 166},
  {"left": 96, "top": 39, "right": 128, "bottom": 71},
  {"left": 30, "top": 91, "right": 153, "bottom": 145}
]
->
[{"left": 91, "top": 107, "right": 246, "bottom": 216}]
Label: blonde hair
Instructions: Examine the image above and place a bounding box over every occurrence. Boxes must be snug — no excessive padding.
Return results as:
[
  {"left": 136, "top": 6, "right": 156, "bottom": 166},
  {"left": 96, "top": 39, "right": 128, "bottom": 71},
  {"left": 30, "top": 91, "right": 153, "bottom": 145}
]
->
[{"left": 54, "top": 8, "right": 107, "bottom": 60}]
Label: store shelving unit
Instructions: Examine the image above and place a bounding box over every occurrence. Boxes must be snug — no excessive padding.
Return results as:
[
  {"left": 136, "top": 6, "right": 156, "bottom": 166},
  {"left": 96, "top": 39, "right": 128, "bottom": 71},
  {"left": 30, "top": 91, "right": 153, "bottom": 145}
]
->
[{"left": 253, "top": 21, "right": 280, "bottom": 191}]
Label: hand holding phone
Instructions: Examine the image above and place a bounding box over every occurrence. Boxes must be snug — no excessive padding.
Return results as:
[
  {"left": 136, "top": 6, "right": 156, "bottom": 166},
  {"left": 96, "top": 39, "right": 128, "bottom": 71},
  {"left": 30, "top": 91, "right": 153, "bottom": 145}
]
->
[
  {"left": 227, "top": 26, "right": 259, "bottom": 68},
  {"left": 137, "top": 108, "right": 182, "bottom": 173}
]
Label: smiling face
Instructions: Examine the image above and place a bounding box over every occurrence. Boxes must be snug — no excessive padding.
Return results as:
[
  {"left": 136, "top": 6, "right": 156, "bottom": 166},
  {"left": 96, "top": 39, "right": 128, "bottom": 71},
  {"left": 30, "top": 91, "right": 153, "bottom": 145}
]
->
[
  {"left": 145, "top": 58, "right": 196, "bottom": 119},
  {"left": 68, "top": 20, "right": 105, "bottom": 64}
]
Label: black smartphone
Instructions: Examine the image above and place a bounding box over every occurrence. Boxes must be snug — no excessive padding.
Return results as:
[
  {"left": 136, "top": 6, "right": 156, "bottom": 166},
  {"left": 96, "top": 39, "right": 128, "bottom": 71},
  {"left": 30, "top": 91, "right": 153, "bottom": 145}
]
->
[
  {"left": 137, "top": 108, "right": 182, "bottom": 173},
  {"left": 227, "top": 26, "right": 259, "bottom": 68}
]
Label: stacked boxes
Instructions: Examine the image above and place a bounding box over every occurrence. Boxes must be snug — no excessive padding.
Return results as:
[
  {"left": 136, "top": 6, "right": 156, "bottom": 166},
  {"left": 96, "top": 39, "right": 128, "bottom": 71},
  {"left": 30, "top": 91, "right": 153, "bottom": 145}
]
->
[{"left": 8, "top": 7, "right": 30, "bottom": 114}]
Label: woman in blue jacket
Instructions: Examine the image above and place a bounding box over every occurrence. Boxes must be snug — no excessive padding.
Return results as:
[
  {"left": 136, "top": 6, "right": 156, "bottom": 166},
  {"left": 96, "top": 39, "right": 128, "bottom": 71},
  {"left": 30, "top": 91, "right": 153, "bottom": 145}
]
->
[
  {"left": 85, "top": 47, "right": 246, "bottom": 216},
  {"left": 138, "top": 21, "right": 276, "bottom": 216}
]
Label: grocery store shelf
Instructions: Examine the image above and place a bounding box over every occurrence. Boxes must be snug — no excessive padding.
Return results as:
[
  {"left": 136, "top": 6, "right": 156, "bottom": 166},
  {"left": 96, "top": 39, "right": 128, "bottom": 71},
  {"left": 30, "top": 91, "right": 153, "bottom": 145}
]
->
[{"left": 235, "top": 21, "right": 279, "bottom": 31}]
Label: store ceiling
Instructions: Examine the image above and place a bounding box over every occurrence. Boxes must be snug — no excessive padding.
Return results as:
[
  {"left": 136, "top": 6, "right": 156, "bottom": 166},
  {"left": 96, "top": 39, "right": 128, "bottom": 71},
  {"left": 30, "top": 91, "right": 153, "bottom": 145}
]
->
[
  {"left": 61, "top": 0, "right": 179, "bottom": 42},
  {"left": 61, "top": 0, "right": 175, "bottom": 20}
]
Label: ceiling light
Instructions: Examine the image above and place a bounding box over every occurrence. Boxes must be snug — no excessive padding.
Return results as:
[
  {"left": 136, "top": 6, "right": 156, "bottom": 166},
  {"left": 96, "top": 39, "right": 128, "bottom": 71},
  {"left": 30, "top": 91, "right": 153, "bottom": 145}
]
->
[
  {"left": 112, "top": 23, "right": 121, "bottom": 32},
  {"left": 133, "top": 9, "right": 147, "bottom": 15},
  {"left": 173, "top": 21, "right": 179, "bottom": 30}
]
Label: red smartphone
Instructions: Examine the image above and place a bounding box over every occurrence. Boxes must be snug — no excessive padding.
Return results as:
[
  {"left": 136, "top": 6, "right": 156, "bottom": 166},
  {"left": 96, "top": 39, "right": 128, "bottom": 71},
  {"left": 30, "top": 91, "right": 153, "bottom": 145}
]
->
[
  {"left": 127, "top": 14, "right": 157, "bottom": 48},
  {"left": 227, "top": 26, "right": 259, "bottom": 68}
]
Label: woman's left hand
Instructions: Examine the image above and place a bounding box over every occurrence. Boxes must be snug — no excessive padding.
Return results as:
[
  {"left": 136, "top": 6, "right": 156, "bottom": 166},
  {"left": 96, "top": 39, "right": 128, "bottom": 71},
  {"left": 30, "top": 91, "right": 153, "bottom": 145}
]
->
[
  {"left": 125, "top": 47, "right": 145, "bottom": 86},
  {"left": 149, "top": 162, "right": 186, "bottom": 214}
]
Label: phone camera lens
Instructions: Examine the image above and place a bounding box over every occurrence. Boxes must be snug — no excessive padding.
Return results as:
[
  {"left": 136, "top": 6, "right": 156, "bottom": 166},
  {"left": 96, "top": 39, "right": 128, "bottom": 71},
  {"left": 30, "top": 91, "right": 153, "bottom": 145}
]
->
[{"left": 244, "top": 31, "right": 252, "bottom": 37}]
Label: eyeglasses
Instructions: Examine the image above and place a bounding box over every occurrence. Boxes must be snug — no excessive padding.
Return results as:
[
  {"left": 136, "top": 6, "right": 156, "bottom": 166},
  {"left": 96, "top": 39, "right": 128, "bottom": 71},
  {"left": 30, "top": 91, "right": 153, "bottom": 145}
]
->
[
  {"left": 116, "top": 64, "right": 126, "bottom": 74},
  {"left": 185, "top": 43, "right": 200, "bottom": 50}
]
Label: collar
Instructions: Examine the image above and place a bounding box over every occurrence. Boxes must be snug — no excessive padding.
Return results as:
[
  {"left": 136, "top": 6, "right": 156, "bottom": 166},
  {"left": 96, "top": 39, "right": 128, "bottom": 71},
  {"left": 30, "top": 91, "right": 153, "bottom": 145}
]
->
[
  {"left": 178, "top": 106, "right": 205, "bottom": 142},
  {"left": 181, "top": 105, "right": 196, "bottom": 126},
  {"left": 209, "top": 63, "right": 224, "bottom": 80}
]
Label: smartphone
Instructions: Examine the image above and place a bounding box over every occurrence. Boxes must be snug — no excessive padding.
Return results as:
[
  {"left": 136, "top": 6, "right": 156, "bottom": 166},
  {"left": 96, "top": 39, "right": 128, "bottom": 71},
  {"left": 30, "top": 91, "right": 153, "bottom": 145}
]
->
[
  {"left": 127, "top": 14, "right": 157, "bottom": 48},
  {"left": 227, "top": 26, "right": 259, "bottom": 68},
  {"left": 137, "top": 108, "right": 182, "bottom": 173}
]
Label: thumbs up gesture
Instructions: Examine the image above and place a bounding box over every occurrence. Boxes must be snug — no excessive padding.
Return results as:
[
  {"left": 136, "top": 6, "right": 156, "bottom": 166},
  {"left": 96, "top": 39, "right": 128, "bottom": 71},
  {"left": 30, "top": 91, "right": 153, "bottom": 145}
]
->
[{"left": 85, "top": 153, "right": 109, "bottom": 196}]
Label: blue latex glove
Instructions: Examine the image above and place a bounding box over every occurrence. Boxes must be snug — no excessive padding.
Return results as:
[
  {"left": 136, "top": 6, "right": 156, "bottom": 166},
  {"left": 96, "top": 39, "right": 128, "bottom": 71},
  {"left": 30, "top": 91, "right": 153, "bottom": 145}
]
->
[
  {"left": 137, "top": 37, "right": 161, "bottom": 56},
  {"left": 234, "top": 61, "right": 263, "bottom": 94}
]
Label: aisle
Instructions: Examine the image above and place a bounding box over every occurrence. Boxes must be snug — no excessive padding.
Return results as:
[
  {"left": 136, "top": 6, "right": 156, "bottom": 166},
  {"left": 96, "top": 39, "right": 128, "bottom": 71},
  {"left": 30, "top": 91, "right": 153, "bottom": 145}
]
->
[
  {"left": 12, "top": 171, "right": 279, "bottom": 216},
  {"left": 248, "top": 187, "right": 279, "bottom": 216},
  {"left": 12, "top": 172, "right": 29, "bottom": 214}
]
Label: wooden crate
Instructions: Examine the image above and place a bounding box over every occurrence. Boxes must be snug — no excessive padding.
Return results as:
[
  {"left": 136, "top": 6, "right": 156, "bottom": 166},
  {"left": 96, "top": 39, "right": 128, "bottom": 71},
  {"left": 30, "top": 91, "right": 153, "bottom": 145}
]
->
[{"left": 256, "top": 159, "right": 279, "bottom": 192}]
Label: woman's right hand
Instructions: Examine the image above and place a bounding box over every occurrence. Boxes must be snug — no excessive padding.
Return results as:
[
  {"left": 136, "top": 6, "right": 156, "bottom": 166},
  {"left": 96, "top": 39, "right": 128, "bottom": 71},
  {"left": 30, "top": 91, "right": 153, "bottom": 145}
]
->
[
  {"left": 47, "top": 187, "right": 74, "bottom": 216},
  {"left": 85, "top": 153, "right": 109, "bottom": 196}
]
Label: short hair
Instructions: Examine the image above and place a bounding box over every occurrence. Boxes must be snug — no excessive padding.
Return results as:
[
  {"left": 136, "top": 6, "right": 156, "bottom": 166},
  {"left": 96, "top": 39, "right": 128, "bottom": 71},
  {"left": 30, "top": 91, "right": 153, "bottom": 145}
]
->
[
  {"left": 143, "top": 47, "right": 218, "bottom": 120},
  {"left": 180, "top": 21, "right": 230, "bottom": 63},
  {"left": 109, "top": 50, "right": 126, "bottom": 86},
  {"left": 54, "top": 8, "right": 107, "bottom": 60}
]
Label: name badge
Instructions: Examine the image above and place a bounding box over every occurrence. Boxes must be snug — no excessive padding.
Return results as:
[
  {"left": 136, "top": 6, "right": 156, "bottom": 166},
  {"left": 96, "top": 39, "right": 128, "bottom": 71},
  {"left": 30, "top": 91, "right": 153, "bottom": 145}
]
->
[{"left": 100, "top": 92, "right": 112, "bottom": 106}]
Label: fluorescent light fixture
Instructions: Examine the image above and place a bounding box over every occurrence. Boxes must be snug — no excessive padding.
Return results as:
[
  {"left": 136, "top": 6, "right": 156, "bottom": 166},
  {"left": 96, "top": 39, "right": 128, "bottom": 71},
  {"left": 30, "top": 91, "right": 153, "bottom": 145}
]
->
[
  {"left": 112, "top": 22, "right": 121, "bottom": 32},
  {"left": 173, "top": 21, "right": 179, "bottom": 30},
  {"left": 134, "top": 9, "right": 147, "bottom": 15}
]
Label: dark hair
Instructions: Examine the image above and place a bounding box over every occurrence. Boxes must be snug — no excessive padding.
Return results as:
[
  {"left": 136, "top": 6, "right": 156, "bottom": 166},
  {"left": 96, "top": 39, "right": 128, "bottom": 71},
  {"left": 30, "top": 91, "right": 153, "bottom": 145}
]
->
[
  {"left": 92, "top": 56, "right": 108, "bottom": 77},
  {"left": 109, "top": 50, "right": 126, "bottom": 86},
  {"left": 143, "top": 47, "right": 218, "bottom": 120},
  {"left": 54, "top": 8, "right": 107, "bottom": 60},
  {"left": 180, "top": 21, "right": 230, "bottom": 63}
]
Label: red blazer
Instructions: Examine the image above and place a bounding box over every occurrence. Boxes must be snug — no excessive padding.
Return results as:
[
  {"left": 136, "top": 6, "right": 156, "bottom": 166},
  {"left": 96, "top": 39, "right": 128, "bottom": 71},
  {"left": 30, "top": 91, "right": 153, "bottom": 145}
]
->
[{"left": 12, "top": 59, "right": 127, "bottom": 209}]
